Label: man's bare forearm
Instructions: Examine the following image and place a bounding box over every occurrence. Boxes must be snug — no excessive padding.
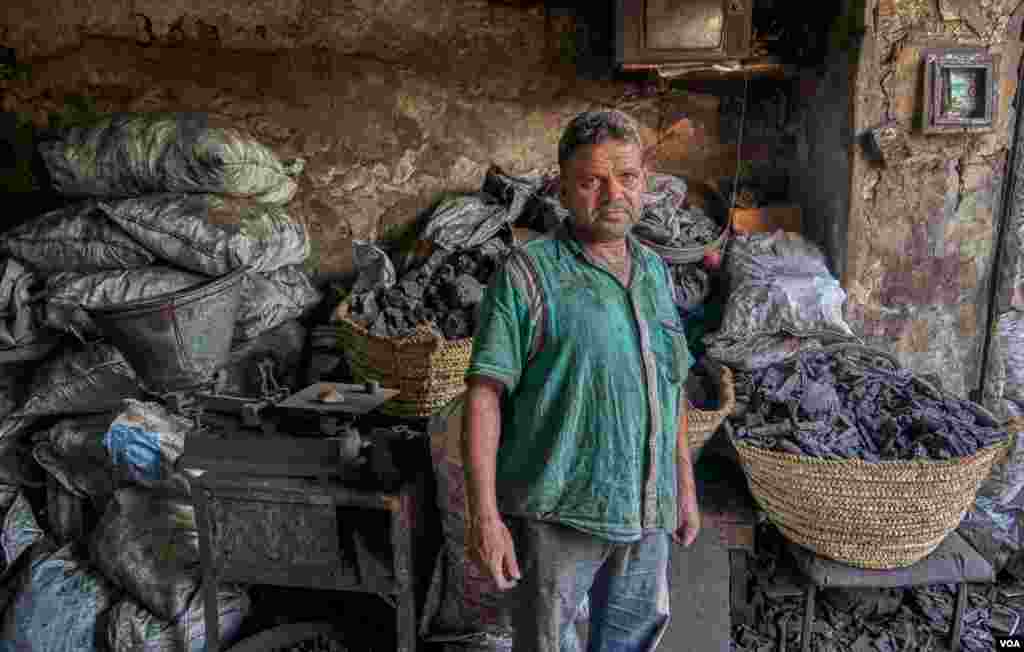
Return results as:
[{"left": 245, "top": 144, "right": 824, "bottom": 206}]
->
[
  {"left": 676, "top": 396, "right": 694, "bottom": 495},
  {"left": 463, "top": 376, "right": 505, "bottom": 523}
]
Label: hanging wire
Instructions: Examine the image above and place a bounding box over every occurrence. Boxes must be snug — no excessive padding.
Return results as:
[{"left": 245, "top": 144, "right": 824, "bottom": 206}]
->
[{"left": 728, "top": 73, "right": 752, "bottom": 218}]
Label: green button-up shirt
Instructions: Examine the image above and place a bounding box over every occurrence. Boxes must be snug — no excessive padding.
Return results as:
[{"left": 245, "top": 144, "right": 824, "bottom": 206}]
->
[{"left": 466, "top": 224, "right": 693, "bottom": 542}]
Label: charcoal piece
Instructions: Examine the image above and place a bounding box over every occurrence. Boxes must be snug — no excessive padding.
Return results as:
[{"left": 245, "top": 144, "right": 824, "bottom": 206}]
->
[
  {"left": 400, "top": 278, "right": 424, "bottom": 300},
  {"left": 380, "top": 287, "right": 408, "bottom": 311},
  {"left": 446, "top": 274, "right": 485, "bottom": 309},
  {"left": 436, "top": 263, "right": 457, "bottom": 286},
  {"left": 454, "top": 253, "right": 479, "bottom": 277},
  {"left": 369, "top": 313, "right": 389, "bottom": 338},
  {"left": 441, "top": 311, "right": 471, "bottom": 340}
]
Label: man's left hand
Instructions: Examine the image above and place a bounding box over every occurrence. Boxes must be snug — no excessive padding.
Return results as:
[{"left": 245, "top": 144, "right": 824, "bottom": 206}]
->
[{"left": 671, "top": 490, "right": 700, "bottom": 547}]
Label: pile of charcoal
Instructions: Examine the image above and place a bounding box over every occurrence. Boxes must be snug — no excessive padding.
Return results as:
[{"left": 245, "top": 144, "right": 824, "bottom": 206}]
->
[
  {"left": 348, "top": 248, "right": 496, "bottom": 341},
  {"left": 733, "top": 523, "right": 1008, "bottom": 652},
  {"left": 728, "top": 347, "right": 1009, "bottom": 461}
]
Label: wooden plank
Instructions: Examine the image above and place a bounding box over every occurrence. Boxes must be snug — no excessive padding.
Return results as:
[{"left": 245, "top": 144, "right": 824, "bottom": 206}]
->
[
  {"left": 731, "top": 205, "right": 803, "bottom": 235},
  {"left": 181, "top": 435, "right": 340, "bottom": 477}
]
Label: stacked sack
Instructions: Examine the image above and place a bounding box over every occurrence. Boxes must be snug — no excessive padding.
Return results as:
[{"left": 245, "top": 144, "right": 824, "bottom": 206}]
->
[{"left": 0, "top": 112, "right": 322, "bottom": 650}]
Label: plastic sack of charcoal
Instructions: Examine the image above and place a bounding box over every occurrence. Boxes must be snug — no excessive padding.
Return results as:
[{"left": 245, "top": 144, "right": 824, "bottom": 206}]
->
[
  {"left": 0, "top": 363, "right": 30, "bottom": 422},
  {"left": 218, "top": 319, "right": 306, "bottom": 397},
  {"left": 0, "top": 491, "right": 43, "bottom": 617},
  {"left": 38, "top": 112, "right": 302, "bottom": 204},
  {"left": 44, "top": 473, "right": 94, "bottom": 544},
  {"left": 350, "top": 240, "right": 397, "bottom": 295},
  {"left": 99, "top": 194, "right": 311, "bottom": 277},
  {"left": 958, "top": 417, "right": 1024, "bottom": 576},
  {"left": 0, "top": 417, "right": 46, "bottom": 488},
  {"left": 32, "top": 414, "right": 119, "bottom": 502},
  {"left": 103, "top": 400, "right": 192, "bottom": 495},
  {"left": 982, "top": 311, "right": 1024, "bottom": 421},
  {"left": 633, "top": 174, "right": 721, "bottom": 254},
  {"left": 43, "top": 266, "right": 205, "bottom": 339},
  {"left": 480, "top": 165, "right": 545, "bottom": 225},
  {"left": 486, "top": 168, "right": 568, "bottom": 234},
  {"left": 234, "top": 266, "right": 321, "bottom": 342},
  {"left": 0, "top": 200, "right": 155, "bottom": 273},
  {"left": 419, "top": 193, "right": 515, "bottom": 252},
  {"left": 1, "top": 538, "right": 121, "bottom": 651},
  {"left": 423, "top": 396, "right": 513, "bottom": 641},
  {"left": 107, "top": 586, "right": 250, "bottom": 652},
  {"left": 706, "top": 232, "right": 855, "bottom": 369},
  {"left": 90, "top": 487, "right": 201, "bottom": 622},
  {"left": 0, "top": 491, "right": 43, "bottom": 580},
  {"left": 670, "top": 262, "right": 712, "bottom": 312},
  {"left": 0, "top": 258, "right": 44, "bottom": 349},
  {"left": 16, "top": 342, "right": 144, "bottom": 417}
]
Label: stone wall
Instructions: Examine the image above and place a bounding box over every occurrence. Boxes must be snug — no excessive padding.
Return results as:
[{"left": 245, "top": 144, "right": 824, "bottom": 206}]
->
[
  {"left": 0, "top": 0, "right": 740, "bottom": 280},
  {"left": 846, "top": 0, "right": 1024, "bottom": 399}
]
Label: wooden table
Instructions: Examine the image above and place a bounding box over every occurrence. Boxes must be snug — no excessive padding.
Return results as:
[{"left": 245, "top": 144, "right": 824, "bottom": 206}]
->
[{"left": 190, "top": 471, "right": 429, "bottom": 652}]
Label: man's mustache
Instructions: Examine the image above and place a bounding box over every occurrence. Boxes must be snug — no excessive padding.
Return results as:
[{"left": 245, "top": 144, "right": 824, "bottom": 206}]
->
[{"left": 596, "top": 201, "right": 638, "bottom": 219}]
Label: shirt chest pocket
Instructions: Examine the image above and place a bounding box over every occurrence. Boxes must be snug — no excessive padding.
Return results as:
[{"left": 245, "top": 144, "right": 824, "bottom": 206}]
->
[{"left": 649, "top": 319, "right": 689, "bottom": 386}]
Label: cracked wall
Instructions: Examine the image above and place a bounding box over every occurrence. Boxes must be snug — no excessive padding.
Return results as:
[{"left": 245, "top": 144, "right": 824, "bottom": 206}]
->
[
  {"left": 847, "top": 0, "right": 1024, "bottom": 399},
  {"left": 0, "top": 1, "right": 738, "bottom": 280}
]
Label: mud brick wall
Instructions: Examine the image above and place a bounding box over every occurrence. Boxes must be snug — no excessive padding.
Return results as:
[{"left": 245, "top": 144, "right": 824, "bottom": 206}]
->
[
  {"left": 847, "top": 0, "right": 1024, "bottom": 399},
  {"left": 0, "top": 0, "right": 744, "bottom": 280}
]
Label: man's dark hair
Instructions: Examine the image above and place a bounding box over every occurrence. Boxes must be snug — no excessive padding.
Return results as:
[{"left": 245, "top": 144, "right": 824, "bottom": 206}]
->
[{"left": 558, "top": 110, "right": 644, "bottom": 167}]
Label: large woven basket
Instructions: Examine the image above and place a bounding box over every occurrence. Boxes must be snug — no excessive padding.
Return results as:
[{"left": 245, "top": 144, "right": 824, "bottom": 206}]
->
[
  {"left": 334, "top": 301, "right": 474, "bottom": 418},
  {"left": 725, "top": 345, "right": 1012, "bottom": 569},
  {"left": 688, "top": 358, "right": 735, "bottom": 458}
]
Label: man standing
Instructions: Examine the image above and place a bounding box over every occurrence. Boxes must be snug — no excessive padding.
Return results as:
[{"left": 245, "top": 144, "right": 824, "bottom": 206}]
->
[{"left": 462, "top": 109, "right": 699, "bottom": 652}]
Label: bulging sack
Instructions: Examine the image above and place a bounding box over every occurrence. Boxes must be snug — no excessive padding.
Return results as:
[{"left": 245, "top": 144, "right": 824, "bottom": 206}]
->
[
  {"left": 90, "top": 487, "right": 201, "bottom": 622},
  {"left": 0, "top": 200, "right": 156, "bottom": 273},
  {"left": 39, "top": 112, "right": 302, "bottom": 203},
  {"left": 100, "top": 194, "right": 311, "bottom": 277},
  {"left": 18, "top": 342, "right": 143, "bottom": 417},
  {"left": 1, "top": 539, "right": 121, "bottom": 652},
  {"left": 103, "top": 400, "right": 191, "bottom": 495},
  {"left": 0, "top": 258, "right": 45, "bottom": 349},
  {"left": 107, "top": 588, "right": 251, "bottom": 652},
  {"left": 235, "top": 266, "right": 321, "bottom": 342}
]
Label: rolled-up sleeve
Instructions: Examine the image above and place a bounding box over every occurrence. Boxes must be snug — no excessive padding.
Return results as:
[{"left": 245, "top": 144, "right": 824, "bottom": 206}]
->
[{"left": 466, "top": 255, "right": 535, "bottom": 395}]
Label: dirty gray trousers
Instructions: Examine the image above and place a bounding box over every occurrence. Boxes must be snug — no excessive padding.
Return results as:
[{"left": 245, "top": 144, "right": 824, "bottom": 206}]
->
[{"left": 504, "top": 517, "right": 672, "bottom": 652}]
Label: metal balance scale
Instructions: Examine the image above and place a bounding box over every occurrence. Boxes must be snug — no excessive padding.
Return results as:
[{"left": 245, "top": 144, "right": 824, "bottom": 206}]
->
[{"left": 88, "top": 269, "right": 431, "bottom": 652}]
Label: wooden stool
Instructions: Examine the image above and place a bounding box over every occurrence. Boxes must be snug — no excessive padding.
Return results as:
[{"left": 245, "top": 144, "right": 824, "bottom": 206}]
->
[{"left": 787, "top": 531, "right": 995, "bottom": 652}]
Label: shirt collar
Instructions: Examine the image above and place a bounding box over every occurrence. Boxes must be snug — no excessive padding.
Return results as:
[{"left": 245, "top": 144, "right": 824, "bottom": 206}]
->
[{"left": 555, "top": 220, "right": 648, "bottom": 282}]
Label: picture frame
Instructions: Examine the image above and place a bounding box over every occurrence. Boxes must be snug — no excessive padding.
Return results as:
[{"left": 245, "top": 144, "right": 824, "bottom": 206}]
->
[{"left": 921, "top": 47, "right": 998, "bottom": 134}]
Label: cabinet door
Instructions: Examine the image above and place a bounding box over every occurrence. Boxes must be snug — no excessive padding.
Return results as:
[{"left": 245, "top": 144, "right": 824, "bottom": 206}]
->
[
  {"left": 616, "top": 0, "right": 752, "bottom": 67},
  {"left": 646, "top": 0, "right": 725, "bottom": 51}
]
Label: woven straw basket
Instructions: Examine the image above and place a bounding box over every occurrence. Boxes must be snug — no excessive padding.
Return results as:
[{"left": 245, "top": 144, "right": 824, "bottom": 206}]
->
[
  {"left": 688, "top": 358, "right": 736, "bottom": 457},
  {"left": 334, "top": 301, "right": 474, "bottom": 418},
  {"left": 725, "top": 345, "right": 1012, "bottom": 569}
]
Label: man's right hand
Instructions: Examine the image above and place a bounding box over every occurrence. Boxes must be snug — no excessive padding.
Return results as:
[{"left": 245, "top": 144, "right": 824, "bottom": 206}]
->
[{"left": 467, "top": 515, "right": 521, "bottom": 591}]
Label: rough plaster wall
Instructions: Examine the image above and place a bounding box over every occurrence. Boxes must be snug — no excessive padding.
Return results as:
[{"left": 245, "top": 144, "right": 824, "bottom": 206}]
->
[
  {"left": 0, "top": 0, "right": 737, "bottom": 279},
  {"left": 846, "top": 0, "right": 1024, "bottom": 398}
]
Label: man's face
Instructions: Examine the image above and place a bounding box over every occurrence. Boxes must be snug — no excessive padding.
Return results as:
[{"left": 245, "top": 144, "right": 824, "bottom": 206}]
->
[{"left": 560, "top": 139, "right": 647, "bottom": 243}]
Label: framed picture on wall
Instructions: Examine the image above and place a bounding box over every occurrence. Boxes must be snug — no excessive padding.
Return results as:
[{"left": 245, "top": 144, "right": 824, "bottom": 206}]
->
[{"left": 921, "top": 47, "right": 998, "bottom": 134}]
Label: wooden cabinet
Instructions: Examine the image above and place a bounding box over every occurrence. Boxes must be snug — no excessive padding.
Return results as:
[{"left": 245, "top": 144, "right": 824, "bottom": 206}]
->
[{"left": 615, "top": 0, "right": 753, "bottom": 69}]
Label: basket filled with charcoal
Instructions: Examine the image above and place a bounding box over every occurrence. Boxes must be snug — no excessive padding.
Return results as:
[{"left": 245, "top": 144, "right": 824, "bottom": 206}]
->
[{"left": 725, "top": 343, "right": 1012, "bottom": 569}]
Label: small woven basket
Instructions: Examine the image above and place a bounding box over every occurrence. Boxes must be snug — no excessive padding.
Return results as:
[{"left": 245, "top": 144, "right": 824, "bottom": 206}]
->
[
  {"left": 725, "top": 344, "right": 1012, "bottom": 569},
  {"left": 334, "top": 301, "right": 474, "bottom": 418},
  {"left": 688, "top": 358, "right": 736, "bottom": 458}
]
